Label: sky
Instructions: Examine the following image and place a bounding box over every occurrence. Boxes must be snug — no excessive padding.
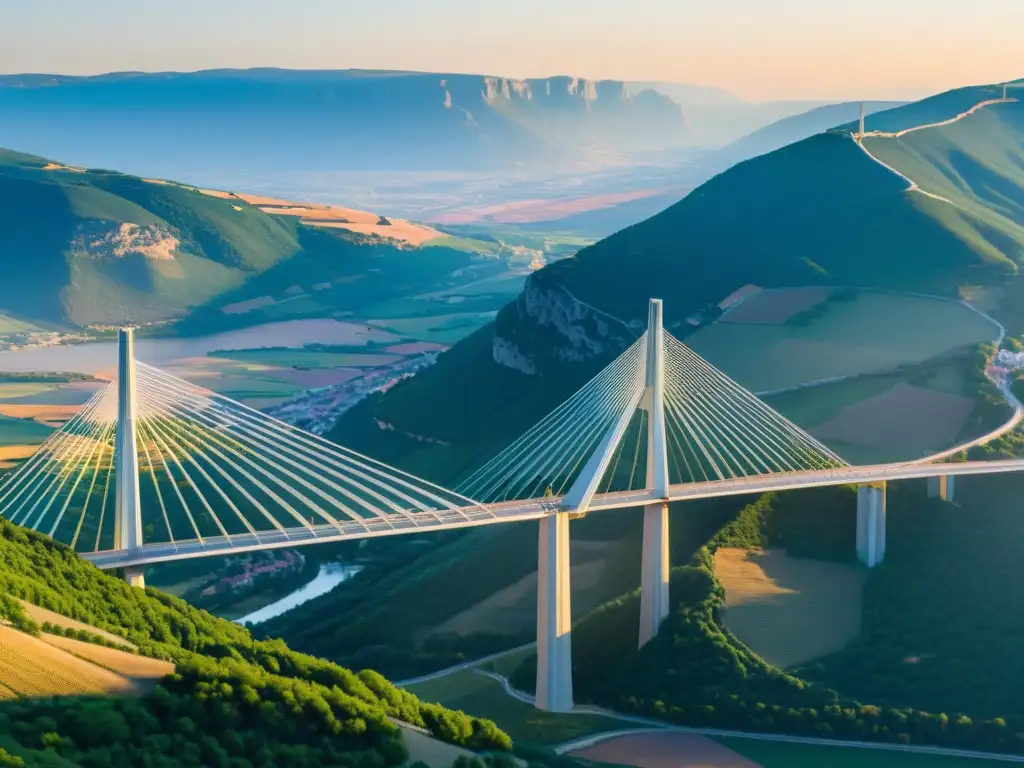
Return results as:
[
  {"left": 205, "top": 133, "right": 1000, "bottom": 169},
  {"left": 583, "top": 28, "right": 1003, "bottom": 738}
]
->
[{"left": 2, "top": 0, "right": 1022, "bottom": 101}]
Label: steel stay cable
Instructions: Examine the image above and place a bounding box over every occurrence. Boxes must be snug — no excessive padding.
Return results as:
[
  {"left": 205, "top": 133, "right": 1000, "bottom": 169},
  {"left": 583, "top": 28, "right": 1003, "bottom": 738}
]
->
[
  {"left": 0, "top": 388, "right": 113, "bottom": 512},
  {"left": 466, "top": 346, "right": 645, "bottom": 501},
  {"left": 0, "top": 383, "right": 113, "bottom": 505},
  {"left": 137, "top": 362, "right": 487, "bottom": 510},
  {"left": 138, "top": 366, "right": 475, "bottom": 519},
  {"left": 16, "top": 391, "right": 115, "bottom": 529},
  {"left": 456, "top": 337, "right": 646, "bottom": 495},
  {"left": 666, "top": 335, "right": 845, "bottom": 465},
  {"left": 136, "top": 376, "right": 412, "bottom": 527},
  {"left": 136, "top": 381, "right": 356, "bottom": 534},
  {"left": 139, "top": 411, "right": 263, "bottom": 540},
  {"left": 70, "top": 421, "right": 114, "bottom": 551},
  {"left": 135, "top": 417, "right": 205, "bottom": 544}
]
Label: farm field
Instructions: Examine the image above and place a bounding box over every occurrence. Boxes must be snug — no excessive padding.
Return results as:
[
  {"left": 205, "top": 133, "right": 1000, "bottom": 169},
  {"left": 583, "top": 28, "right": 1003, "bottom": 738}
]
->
[
  {"left": 763, "top": 361, "right": 980, "bottom": 464},
  {"left": 687, "top": 289, "right": 1000, "bottom": 394},
  {"left": 714, "top": 548, "right": 866, "bottom": 670},
  {"left": 370, "top": 312, "right": 499, "bottom": 344},
  {"left": 0, "top": 625, "right": 136, "bottom": 697},
  {"left": 716, "top": 737, "right": 1014, "bottom": 767},
  {"left": 41, "top": 634, "right": 173, "bottom": 686},
  {"left": 0, "top": 412, "right": 52, "bottom": 446},
  {"left": 207, "top": 349, "right": 403, "bottom": 369},
  {"left": 570, "top": 731, "right": 760, "bottom": 768}
]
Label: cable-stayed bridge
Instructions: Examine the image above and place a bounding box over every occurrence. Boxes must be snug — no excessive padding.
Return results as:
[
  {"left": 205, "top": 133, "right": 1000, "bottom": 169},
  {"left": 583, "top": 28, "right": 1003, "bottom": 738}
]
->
[{"left": 2, "top": 299, "right": 1022, "bottom": 711}]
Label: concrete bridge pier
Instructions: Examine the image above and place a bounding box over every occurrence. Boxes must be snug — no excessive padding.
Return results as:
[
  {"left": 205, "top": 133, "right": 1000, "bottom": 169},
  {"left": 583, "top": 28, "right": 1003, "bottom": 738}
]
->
[
  {"left": 856, "top": 482, "right": 886, "bottom": 568},
  {"left": 638, "top": 502, "right": 670, "bottom": 648},
  {"left": 535, "top": 512, "right": 573, "bottom": 712},
  {"left": 114, "top": 328, "right": 145, "bottom": 587},
  {"left": 927, "top": 475, "right": 955, "bottom": 502},
  {"left": 120, "top": 567, "right": 146, "bottom": 589}
]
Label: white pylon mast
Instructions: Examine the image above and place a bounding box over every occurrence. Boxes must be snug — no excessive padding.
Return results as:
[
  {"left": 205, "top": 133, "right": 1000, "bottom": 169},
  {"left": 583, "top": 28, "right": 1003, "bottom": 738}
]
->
[
  {"left": 639, "top": 299, "right": 670, "bottom": 647},
  {"left": 113, "top": 327, "right": 143, "bottom": 554}
]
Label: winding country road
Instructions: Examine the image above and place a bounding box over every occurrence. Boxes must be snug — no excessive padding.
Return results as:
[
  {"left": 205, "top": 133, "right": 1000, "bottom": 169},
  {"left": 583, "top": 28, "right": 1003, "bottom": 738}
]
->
[
  {"left": 851, "top": 96, "right": 1018, "bottom": 208},
  {"left": 469, "top": 667, "right": 1024, "bottom": 764}
]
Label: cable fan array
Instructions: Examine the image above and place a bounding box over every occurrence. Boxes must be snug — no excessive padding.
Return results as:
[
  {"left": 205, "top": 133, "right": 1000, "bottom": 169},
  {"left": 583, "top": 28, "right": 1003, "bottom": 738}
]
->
[
  {"left": 662, "top": 334, "right": 847, "bottom": 483},
  {"left": 0, "top": 363, "right": 490, "bottom": 553},
  {"left": 458, "top": 329, "right": 847, "bottom": 504},
  {"left": 458, "top": 335, "right": 648, "bottom": 503}
]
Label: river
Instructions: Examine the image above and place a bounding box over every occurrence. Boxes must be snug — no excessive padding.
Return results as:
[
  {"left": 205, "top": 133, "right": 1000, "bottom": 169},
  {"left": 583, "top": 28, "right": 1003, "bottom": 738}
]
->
[
  {"left": 0, "top": 318, "right": 397, "bottom": 374},
  {"left": 235, "top": 562, "right": 362, "bottom": 626}
]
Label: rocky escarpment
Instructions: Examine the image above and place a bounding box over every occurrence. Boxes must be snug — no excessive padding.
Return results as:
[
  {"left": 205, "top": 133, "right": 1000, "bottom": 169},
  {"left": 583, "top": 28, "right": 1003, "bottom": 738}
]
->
[{"left": 491, "top": 271, "right": 638, "bottom": 376}]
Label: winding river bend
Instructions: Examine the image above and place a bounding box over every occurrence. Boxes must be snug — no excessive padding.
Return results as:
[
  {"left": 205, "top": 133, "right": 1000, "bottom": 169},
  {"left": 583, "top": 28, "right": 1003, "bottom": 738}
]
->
[{"left": 236, "top": 563, "right": 362, "bottom": 626}]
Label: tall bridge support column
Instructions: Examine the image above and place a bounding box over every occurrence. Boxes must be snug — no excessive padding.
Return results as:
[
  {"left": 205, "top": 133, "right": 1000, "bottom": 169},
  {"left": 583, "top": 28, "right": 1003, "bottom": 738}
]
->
[
  {"left": 856, "top": 482, "right": 886, "bottom": 568},
  {"left": 114, "top": 328, "right": 145, "bottom": 589},
  {"left": 639, "top": 502, "right": 670, "bottom": 647},
  {"left": 639, "top": 298, "right": 671, "bottom": 648},
  {"left": 535, "top": 512, "right": 573, "bottom": 713},
  {"left": 927, "top": 475, "right": 955, "bottom": 502}
]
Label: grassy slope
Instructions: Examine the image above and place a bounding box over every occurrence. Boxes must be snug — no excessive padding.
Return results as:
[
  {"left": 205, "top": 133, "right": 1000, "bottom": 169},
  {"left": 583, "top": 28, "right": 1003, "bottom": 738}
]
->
[{"left": 0, "top": 149, "right": 481, "bottom": 330}]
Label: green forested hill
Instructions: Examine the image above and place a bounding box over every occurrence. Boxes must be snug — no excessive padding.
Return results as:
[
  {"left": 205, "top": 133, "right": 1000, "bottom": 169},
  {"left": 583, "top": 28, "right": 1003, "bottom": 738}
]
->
[
  {"left": 0, "top": 517, "right": 513, "bottom": 767},
  {"left": 0, "top": 149, "right": 479, "bottom": 330}
]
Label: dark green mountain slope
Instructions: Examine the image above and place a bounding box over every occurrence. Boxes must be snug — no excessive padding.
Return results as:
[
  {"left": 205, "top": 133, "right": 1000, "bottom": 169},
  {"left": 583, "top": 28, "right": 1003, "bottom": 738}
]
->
[
  {"left": 0, "top": 149, "right": 477, "bottom": 329},
  {"left": 0, "top": 517, "right": 511, "bottom": 767}
]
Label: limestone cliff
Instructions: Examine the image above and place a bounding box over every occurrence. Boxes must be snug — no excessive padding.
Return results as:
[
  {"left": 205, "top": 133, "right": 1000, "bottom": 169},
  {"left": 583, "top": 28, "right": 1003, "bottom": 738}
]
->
[{"left": 491, "top": 271, "right": 638, "bottom": 376}]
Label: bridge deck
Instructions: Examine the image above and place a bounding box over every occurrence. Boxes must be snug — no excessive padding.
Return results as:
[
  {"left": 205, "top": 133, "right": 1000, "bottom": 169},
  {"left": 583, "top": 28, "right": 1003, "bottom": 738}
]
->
[{"left": 83, "top": 459, "right": 1024, "bottom": 570}]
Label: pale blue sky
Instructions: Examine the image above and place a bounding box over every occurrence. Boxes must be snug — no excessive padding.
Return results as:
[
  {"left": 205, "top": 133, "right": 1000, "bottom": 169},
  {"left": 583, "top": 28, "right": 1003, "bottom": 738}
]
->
[{"left": 2, "top": 0, "right": 1022, "bottom": 100}]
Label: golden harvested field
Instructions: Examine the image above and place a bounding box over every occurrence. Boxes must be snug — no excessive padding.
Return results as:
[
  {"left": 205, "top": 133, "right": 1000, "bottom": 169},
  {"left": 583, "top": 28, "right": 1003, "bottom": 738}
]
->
[
  {"left": 811, "top": 383, "right": 974, "bottom": 455},
  {"left": 0, "top": 625, "right": 136, "bottom": 696},
  {"left": 41, "top": 634, "right": 173, "bottom": 685},
  {"left": 0, "top": 444, "right": 37, "bottom": 461},
  {"left": 720, "top": 287, "right": 833, "bottom": 325},
  {"left": 19, "top": 600, "right": 135, "bottom": 649},
  {"left": 0, "top": 404, "right": 80, "bottom": 427},
  {"left": 570, "top": 732, "right": 762, "bottom": 768},
  {"left": 196, "top": 188, "right": 443, "bottom": 246},
  {"left": 714, "top": 548, "right": 866, "bottom": 670}
]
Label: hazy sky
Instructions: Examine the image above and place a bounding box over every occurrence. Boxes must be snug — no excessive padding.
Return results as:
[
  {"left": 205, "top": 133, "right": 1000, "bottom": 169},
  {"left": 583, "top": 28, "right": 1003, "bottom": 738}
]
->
[{"left": 2, "top": 0, "right": 1022, "bottom": 101}]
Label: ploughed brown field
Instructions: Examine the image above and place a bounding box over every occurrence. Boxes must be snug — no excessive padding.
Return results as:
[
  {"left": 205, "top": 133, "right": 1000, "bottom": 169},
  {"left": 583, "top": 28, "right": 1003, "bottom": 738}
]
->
[
  {"left": 811, "top": 383, "right": 974, "bottom": 455},
  {"left": 714, "top": 548, "right": 866, "bottom": 670},
  {"left": 720, "top": 287, "right": 833, "bottom": 325},
  {"left": 570, "top": 732, "right": 762, "bottom": 768}
]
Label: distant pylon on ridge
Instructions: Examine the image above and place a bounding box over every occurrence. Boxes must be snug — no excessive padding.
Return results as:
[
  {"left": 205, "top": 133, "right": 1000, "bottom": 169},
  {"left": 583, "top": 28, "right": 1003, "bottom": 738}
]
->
[{"left": 859, "top": 102, "right": 865, "bottom": 135}]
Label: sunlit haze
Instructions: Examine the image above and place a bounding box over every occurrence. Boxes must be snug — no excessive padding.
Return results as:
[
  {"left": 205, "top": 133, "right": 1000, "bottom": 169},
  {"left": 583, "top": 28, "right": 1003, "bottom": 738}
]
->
[{"left": 2, "top": 0, "right": 1022, "bottom": 100}]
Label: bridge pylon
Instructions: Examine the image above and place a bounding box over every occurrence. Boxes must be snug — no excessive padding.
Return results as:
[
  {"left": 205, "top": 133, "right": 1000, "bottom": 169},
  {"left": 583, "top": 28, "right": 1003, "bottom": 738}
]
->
[
  {"left": 113, "top": 327, "right": 145, "bottom": 588},
  {"left": 639, "top": 298, "right": 670, "bottom": 648}
]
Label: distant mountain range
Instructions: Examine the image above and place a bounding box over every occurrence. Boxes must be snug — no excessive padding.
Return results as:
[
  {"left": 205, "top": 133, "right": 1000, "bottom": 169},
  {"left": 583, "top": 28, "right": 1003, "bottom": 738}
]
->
[
  {"left": 0, "top": 69, "right": 688, "bottom": 176},
  {"left": 634, "top": 81, "right": 834, "bottom": 147}
]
